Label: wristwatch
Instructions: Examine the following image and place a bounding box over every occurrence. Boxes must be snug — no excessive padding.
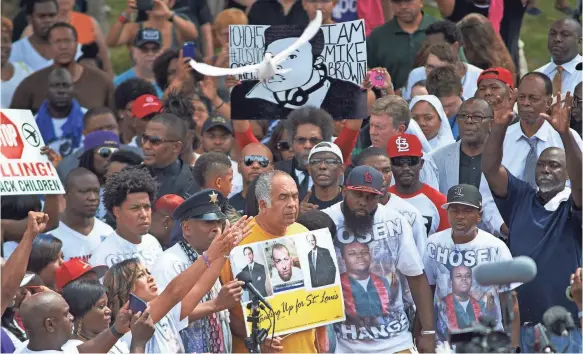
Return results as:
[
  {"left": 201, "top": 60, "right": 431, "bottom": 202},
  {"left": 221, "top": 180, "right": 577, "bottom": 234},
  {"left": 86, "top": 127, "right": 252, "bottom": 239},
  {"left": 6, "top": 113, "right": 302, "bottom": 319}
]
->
[{"left": 168, "top": 11, "right": 176, "bottom": 22}]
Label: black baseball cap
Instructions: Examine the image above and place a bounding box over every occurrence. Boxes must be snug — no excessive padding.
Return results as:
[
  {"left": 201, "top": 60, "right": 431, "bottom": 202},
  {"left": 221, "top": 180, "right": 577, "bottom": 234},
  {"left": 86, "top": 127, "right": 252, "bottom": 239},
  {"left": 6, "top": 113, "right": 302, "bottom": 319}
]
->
[
  {"left": 172, "top": 189, "right": 227, "bottom": 221},
  {"left": 442, "top": 184, "right": 482, "bottom": 210},
  {"left": 345, "top": 165, "right": 384, "bottom": 195},
  {"left": 202, "top": 116, "right": 234, "bottom": 135},
  {"left": 133, "top": 27, "right": 162, "bottom": 48}
]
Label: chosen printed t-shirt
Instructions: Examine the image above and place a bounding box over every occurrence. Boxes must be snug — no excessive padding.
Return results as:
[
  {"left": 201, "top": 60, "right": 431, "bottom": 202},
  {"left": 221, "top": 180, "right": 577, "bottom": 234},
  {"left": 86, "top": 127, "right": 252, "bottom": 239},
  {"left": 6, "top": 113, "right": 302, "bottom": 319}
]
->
[
  {"left": 389, "top": 183, "right": 449, "bottom": 236},
  {"left": 423, "top": 228, "right": 518, "bottom": 342},
  {"left": 48, "top": 218, "right": 114, "bottom": 262},
  {"left": 322, "top": 202, "right": 424, "bottom": 353},
  {"left": 89, "top": 232, "right": 163, "bottom": 271},
  {"left": 220, "top": 222, "right": 317, "bottom": 354}
]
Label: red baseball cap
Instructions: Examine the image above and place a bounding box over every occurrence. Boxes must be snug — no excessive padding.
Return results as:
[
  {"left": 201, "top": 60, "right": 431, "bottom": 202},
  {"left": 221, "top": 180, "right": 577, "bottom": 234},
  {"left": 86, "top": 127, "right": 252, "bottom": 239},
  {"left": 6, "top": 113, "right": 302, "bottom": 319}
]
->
[
  {"left": 56, "top": 259, "right": 108, "bottom": 289},
  {"left": 477, "top": 67, "right": 514, "bottom": 89},
  {"left": 131, "top": 94, "right": 162, "bottom": 119},
  {"left": 387, "top": 134, "right": 423, "bottom": 158}
]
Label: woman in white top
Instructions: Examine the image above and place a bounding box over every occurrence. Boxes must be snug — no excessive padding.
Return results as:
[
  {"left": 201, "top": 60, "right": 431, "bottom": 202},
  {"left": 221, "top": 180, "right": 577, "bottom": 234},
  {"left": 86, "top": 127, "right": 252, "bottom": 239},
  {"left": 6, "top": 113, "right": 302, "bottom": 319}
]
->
[
  {"left": 103, "top": 217, "right": 250, "bottom": 353},
  {"left": 410, "top": 95, "right": 455, "bottom": 151}
]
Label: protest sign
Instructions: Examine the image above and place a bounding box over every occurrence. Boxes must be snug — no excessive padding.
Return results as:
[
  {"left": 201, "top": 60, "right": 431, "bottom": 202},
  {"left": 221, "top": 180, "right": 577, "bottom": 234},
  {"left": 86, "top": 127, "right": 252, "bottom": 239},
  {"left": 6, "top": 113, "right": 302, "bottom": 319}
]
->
[
  {"left": 0, "top": 109, "right": 65, "bottom": 195},
  {"left": 229, "top": 228, "right": 345, "bottom": 337},
  {"left": 229, "top": 20, "right": 368, "bottom": 120}
]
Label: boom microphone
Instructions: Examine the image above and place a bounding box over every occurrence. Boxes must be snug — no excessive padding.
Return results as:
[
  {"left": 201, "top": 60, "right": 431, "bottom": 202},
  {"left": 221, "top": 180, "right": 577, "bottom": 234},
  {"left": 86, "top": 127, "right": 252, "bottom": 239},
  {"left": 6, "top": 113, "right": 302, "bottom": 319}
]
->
[
  {"left": 474, "top": 256, "right": 537, "bottom": 286},
  {"left": 543, "top": 306, "right": 576, "bottom": 337},
  {"left": 237, "top": 272, "right": 273, "bottom": 311}
]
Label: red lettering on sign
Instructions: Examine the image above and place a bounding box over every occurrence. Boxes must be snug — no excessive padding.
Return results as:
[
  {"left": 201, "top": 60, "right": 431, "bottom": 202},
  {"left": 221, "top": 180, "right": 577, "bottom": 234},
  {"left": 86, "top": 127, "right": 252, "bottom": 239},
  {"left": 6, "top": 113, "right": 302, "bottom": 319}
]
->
[
  {"left": 0, "top": 162, "right": 55, "bottom": 177},
  {"left": 0, "top": 113, "right": 24, "bottom": 159}
]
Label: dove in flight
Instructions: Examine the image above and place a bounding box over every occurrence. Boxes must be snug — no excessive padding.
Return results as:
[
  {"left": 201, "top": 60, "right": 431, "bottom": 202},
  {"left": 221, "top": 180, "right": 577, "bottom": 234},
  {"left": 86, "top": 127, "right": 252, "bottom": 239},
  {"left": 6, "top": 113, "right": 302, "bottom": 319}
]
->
[{"left": 189, "top": 10, "right": 323, "bottom": 82}]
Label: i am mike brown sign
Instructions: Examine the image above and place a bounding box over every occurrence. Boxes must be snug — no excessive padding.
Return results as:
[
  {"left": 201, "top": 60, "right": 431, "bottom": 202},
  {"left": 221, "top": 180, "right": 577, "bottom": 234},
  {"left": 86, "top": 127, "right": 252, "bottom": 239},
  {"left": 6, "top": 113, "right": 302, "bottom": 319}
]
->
[{"left": 0, "top": 109, "right": 65, "bottom": 195}]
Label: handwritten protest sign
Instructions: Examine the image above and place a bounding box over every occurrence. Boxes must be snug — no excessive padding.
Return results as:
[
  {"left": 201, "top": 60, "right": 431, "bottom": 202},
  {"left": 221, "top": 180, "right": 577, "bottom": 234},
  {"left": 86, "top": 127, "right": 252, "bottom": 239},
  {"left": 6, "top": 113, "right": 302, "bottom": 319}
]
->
[
  {"left": 229, "top": 20, "right": 368, "bottom": 121},
  {"left": 229, "top": 228, "right": 345, "bottom": 337},
  {"left": 0, "top": 109, "right": 65, "bottom": 195}
]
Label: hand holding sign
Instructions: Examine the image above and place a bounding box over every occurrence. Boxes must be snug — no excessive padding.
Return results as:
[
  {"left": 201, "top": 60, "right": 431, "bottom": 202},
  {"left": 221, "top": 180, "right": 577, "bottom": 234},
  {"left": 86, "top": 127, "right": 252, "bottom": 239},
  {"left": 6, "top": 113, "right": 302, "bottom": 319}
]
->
[
  {"left": 189, "top": 10, "right": 323, "bottom": 82},
  {"left": 40, "top": 146, "right": 62, "bottom": 168}
]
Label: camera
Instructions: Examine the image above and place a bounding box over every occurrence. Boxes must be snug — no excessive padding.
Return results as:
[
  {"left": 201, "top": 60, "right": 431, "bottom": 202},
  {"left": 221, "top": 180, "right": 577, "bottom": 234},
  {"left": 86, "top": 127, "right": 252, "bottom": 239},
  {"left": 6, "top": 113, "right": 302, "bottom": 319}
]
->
[{"left": 449, "top": 316, "right": 513, "bottom": 353}]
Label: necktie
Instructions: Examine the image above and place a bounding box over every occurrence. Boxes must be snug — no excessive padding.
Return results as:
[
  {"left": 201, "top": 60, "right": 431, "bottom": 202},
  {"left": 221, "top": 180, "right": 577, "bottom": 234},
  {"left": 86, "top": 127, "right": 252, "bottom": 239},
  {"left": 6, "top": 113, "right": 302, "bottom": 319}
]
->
[
  {"left": 249, "top": 264, "right": 253, "bottom": 273},
  {"left": 312, "top": 251, "right": 317, "bottom": 270},
  {"left": 523, "top": 136, "right": 539, "bottom": 189},
  {"left": 552, "top": 65, "right": 564, "bottom": 96},
  {"left": 299, "top": 171, "right": 310, "bottom": 195}
]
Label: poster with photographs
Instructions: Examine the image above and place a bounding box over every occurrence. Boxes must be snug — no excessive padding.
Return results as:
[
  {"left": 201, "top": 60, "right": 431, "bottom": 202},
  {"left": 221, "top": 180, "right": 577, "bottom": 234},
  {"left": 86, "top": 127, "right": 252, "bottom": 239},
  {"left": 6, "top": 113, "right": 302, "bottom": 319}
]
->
[
  {"left": 229, "top": 228, "right": 345, "bottom": 337},
  {"left": 228, "top": 20, "right": 368, "bottom": 120}
]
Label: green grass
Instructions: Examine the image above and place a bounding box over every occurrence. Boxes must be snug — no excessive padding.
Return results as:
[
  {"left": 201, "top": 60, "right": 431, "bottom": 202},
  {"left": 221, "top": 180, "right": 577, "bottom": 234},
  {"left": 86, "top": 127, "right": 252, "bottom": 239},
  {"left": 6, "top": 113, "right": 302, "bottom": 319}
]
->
[{"left": 106, "top": 0, "right": 577, "bottom": 74}]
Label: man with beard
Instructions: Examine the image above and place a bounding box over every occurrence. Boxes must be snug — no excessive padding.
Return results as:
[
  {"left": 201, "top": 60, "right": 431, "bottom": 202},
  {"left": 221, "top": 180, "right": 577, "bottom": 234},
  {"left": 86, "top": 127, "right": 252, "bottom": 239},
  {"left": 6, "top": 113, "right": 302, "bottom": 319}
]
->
[
  {"left": 387, "top": 134, "right": 449, "bottom": 236},
  {"left": 474, "top": 67, "right": 517, "bottom": 125},
  {"left": 481, "top": 72, "right": 583, "bottom": 238},
  {"left": 322, "top": 165, "right": 436, "bottom": 353},
  {"left": 536, "top": 18, "right": 582, "bottom": 96},
  {"left": 229, "top": 143, "right": 273, "bottom": 214},
  {"left": 10, "top": 22, "right": 114, "bottom": 113},
  {"left": 47, "top": 168, "right": 113, "bottom": 262},
  {"left": 571, "top": 82, "right": 582, "bottom": 137},
  {"left": 9, "top": 0, "right": 81, "bottom": 72},
  {"left": 483, "top": 93, "right": 582, "bottom": 353},
  {"left": 301, "top": 142, "right": 344, "bottom": 212}
]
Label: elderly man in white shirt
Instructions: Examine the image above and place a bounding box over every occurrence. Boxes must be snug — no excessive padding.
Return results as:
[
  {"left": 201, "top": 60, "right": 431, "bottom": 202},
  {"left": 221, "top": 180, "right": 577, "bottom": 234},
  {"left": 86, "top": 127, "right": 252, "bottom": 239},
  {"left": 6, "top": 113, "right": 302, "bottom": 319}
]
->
[
  {"left": 536, "top": 18, "right": 582, "bottom": 97},
  {"left": 482, "top": 72, "right": 583, "bottom": 236}
]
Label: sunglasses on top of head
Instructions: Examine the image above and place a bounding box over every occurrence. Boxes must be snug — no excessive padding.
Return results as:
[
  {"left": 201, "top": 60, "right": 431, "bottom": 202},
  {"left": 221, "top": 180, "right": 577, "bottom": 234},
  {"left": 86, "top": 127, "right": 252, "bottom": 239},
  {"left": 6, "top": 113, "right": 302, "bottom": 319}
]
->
[{"left": 244, "top": 155, "right": 270, "bottom": 168}]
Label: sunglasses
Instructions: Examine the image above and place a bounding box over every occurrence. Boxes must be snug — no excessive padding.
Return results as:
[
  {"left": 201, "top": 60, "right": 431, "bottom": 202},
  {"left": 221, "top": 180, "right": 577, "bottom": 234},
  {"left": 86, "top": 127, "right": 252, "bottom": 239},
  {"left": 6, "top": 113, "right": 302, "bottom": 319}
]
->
[
  {"left": 244, "top": 155, "right": 270, "bottom": 168},
  {"left": 390, "top": 156, "right": 421, "bottom": 167},
  {"left": 277, "top": 141, "right": 291, "bottom": 151},
  {"left": 97, "top": 146, "right": 118, "bottom": 158},
  {"left": 141, "top": 133, "right": 179, "bottom": 146},
  {"left": 309, "top": 157, "right": 341, "bottom": 166},
  {"left": 294, "top": 137, "right": 323, "bottom": 146}
]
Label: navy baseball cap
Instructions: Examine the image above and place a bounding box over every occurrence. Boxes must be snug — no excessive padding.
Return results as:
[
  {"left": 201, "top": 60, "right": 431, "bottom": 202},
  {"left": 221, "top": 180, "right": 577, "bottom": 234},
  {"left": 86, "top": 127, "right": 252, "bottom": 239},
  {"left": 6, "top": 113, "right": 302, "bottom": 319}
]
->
[
  {"left": 345, "top": 165, "right": 384, "bottom": 195},
  {"left": 172, "top": 189, "right": 227, "bottom": 222},
  {"left": 442, "top": 184, "right": 482, "bottom": 210},
  {"left": 133, "top": 27, "right": 162, "bottom": 48}
]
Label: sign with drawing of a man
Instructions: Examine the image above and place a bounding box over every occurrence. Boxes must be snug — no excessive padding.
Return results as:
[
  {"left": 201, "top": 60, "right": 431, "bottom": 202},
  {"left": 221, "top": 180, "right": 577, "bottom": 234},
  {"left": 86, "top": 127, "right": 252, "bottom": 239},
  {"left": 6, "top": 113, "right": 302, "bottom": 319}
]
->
[{"left": 230, "top": 21, "right": 368, "bottom": 121}]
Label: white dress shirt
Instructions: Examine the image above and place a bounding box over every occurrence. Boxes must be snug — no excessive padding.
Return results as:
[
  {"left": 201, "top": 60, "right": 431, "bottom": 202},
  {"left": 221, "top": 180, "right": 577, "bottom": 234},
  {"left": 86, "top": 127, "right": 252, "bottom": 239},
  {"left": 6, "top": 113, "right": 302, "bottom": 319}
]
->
[
  {"left": 536, "top": 54, "right": 583, "bottom": 95},
  {"left": 483, "top": 120, "right": 583, "bottom": 233},
  {"left": 402, "top": 63, "right": 483, "bottom": 100}
]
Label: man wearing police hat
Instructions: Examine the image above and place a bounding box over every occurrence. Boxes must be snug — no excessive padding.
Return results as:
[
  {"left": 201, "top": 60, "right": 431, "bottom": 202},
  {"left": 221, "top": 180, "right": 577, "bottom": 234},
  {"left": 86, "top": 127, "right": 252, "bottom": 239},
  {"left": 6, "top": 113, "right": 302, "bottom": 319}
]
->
[{"left": 152, "top": 189, "right": 245, "bottom": 353}]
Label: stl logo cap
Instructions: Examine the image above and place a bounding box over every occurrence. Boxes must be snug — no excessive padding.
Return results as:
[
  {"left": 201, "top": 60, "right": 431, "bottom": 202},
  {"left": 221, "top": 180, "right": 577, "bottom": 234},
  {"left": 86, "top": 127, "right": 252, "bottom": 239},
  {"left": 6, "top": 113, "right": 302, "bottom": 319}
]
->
[{"left": 396, "top": 136, "right": 410, "bottom": 153}]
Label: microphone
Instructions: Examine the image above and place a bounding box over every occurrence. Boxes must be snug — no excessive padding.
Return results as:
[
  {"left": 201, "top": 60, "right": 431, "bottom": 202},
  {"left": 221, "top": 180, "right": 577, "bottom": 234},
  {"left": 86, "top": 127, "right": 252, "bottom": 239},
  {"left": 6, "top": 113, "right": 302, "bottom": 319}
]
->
[
  {"left": 474, "top": 256, "right": 537, "bottom": 286},
  {"left": 543, "top": 306, "right": 576, "bottom": 337},
  {"left": 237, "top": 272, "right": 273, "bottom": 311}
]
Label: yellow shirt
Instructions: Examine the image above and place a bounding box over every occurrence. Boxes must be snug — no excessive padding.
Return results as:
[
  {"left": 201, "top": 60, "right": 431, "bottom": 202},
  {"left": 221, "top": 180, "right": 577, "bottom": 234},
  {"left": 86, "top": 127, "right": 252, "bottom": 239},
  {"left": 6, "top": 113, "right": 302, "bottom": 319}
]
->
[{"left": 221, "top": 222, "right": 317, "bottom": 353}]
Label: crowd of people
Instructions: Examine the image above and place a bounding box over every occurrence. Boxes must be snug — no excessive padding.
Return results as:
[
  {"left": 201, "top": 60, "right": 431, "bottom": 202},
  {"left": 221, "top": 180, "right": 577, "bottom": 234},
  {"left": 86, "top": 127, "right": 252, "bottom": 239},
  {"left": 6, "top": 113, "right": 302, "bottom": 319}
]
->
[{"left": 0, "top": 0, "right": 582, "bottom": 353}]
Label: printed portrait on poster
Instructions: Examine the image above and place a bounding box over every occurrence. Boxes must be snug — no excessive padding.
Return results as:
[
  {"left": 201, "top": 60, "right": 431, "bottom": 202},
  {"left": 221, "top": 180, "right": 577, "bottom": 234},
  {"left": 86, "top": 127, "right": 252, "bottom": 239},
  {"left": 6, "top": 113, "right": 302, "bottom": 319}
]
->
[
  {"left": 232, "top": 245, "right": 273, "bottom": 302},
  {"left": 264, "top": 239, "right": 304, "bottom": 293},
  {"left": 301, "top": 232, "right": 338, "bottom": 289},
  {"left": 229, "top": 20, "right": 368, "bottom": 120}
]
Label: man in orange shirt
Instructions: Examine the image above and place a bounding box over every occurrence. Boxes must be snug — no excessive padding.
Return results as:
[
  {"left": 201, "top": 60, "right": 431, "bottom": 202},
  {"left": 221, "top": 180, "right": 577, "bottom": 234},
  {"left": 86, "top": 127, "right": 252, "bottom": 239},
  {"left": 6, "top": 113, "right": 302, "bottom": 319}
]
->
[
  {"left": 220, "top": 170, "right": 317, "bottom": 353},
  {"left": 387, "top": 134, "right": 449, "bottom": 236}
]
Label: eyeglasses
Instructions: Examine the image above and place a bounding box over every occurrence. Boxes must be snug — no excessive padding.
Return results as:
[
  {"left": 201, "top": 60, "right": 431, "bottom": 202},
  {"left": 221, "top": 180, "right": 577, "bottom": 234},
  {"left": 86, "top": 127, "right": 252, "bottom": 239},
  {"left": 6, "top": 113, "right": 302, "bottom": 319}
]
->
[
  {"left": 456, "top": 113, "right": 492, "bottom": 123},
  {"left": 96, "top": 146, "right": 118, "bottom": 159},
  {"left": 277, "top": 141, "right": 291, "bottom": 151},
  {"left": 244, "top": 155, "right": 270, "bottom": 168},
  {"left": 141, "top": 134, "right": 179, "bottom": 146},
  {"left": 294, "top": 137, "right": 323, "bottom": 146},
  {"left": 390, "top": 156, "right": 421, "bottom": 167},
  {"left": 309, "top": 157, "right": 341, "bottom": 166}
]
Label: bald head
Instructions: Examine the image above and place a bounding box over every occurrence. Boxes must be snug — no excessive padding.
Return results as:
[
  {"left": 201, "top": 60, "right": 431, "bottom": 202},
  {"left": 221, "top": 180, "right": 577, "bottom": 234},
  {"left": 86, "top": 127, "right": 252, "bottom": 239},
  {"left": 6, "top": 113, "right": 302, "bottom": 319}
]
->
[
  {"left": 460, "top": 97, "right": 493, "bottom": 117},
  {"left": 539, "top": 147, "right": 566, "bottom": 163},
  {"left": 65, "top": 167, "right": 99, "bottom": 190},
  {"left": 240, "top": 143, "right": 274, "bottom": 184},
  {"left": 548, "top": 18, "right": 582, "bottom": 65},
  {"left": 20, "top": 292, "right": 67, "bottom": 331},
  {"left": 48, "top": 67, "right": 72, "bottom": 82},
  {"left": 241, "top": 143, "right": 273, "bottom": 161}
]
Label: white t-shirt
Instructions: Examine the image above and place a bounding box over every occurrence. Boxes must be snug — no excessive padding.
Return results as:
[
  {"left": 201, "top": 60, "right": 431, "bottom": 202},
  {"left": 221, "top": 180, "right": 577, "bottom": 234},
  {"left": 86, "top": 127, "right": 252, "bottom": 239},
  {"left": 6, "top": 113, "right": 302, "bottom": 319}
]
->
[
  {"left": 423, "top": 228, "right": 519, "bottom": 342},
  {"left": 15, "top": 340, "right": 82, "bottom": 354},
  {"left": 9, "top": 37, "right": 82, "bottom": 72},
  {"left": 89, "top": 232, "right": 163, "bottom": 270},
  {"left": 229, "top": 158, "right": 243, "bottom": 198},
  {"left": 151, "top": 243, "right": 231, "bottom": 353},
  {"left": 117, "top": 303, "right": 187, "bottom": 354},
  {"left": 1, "top": 62, "right": 31, "bottom": 108},
  {"left": 48, "top": 218, "right": 114, "bottom": 262},
  {"left": 322, "top": 202, "right": 424, "bottom": 353}
]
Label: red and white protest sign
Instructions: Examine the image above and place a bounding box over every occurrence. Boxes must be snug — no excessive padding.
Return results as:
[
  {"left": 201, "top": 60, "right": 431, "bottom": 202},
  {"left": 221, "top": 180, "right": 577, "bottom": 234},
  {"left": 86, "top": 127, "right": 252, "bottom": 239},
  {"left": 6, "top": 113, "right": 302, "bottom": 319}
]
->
[{"left": 0, "top": 109, "right": 65, "bottom": 195}]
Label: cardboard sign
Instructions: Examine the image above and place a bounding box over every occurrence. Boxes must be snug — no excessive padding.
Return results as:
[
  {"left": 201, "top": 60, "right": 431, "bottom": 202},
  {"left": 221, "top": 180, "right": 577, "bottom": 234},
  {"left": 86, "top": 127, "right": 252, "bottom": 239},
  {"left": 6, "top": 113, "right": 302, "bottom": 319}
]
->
[
  {"left": 229, "top": 228, "right": 345, "bottom": 337},
  {"left": 0, "top": 109, "right": 65, "bottom": 195},
  {"left": 229, "top": 20, "right": 368, "bottom": 120}
]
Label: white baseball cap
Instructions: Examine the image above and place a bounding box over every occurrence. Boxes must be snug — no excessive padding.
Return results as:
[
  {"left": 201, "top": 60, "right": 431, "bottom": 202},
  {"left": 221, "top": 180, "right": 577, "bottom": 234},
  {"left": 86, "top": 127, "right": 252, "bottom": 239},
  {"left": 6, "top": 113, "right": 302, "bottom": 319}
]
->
[{"left": 308, "top": 142, "right": 343, "bottom": 164}]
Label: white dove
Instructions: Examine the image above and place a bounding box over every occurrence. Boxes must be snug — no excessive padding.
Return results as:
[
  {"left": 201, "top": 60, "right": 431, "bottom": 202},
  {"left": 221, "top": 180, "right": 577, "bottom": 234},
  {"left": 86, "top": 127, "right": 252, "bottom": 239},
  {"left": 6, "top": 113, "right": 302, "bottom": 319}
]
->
[{"left": 189, "top": 10, "right": 323, "bottom": 82}]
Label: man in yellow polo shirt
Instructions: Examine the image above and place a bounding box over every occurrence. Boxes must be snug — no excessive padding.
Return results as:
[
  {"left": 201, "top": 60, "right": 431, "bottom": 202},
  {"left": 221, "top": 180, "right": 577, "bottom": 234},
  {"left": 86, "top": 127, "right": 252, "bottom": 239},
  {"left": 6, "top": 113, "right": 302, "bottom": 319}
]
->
[{"left": 221, "top": 170, "right": 316, "bottom": 353}]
